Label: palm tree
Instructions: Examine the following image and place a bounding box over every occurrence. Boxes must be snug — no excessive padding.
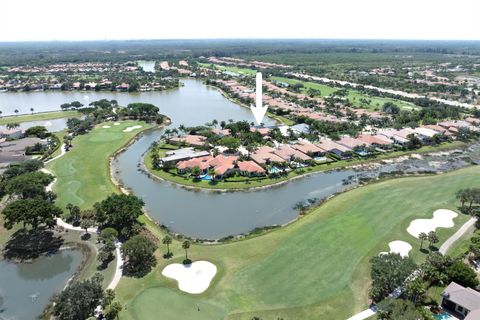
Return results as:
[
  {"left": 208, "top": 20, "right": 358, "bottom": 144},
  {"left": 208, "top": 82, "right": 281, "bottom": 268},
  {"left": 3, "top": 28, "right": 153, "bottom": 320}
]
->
[
  {"left": 30, "top": 107, "right": 34, "bottom": 114},
  {"left": 428, "top": 231, "right": 439, "bottom": 249},
  {"left": 0, "top": 110, "right": 3, "bottom": 117},
  {"left": 162, "top": 235, "right": 172, "bottom": 256},
  {"left": 178, "top": 124, "right": 186, "bottom": 134},
  {"left": 212, "top": 119, "right": 218, "bottom": 128},
  {"left": 182, "top": 240, "right": 191, "bottom": 261},
  {"left": 66, "top": 203, "right": 73, "bottom": 214},
  {"left": 14, "top": 109, "right": 19, "bottom": 115},
  {"left": 6, "top": 123, "right": 19, "bottom": 129},
  {"left": 419, "top": 232, "right": 428, "bottom": 250}
]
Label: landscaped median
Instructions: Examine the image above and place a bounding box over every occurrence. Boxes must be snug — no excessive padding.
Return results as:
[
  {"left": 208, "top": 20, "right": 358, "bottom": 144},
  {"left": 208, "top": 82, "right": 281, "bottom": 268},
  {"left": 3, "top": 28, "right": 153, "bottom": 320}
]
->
[
  {"left": 143, "top": 140, "right": 466, "bottom": 191},
  {"left": 115, "top": 165, "right": 480, "bottom": 320}
]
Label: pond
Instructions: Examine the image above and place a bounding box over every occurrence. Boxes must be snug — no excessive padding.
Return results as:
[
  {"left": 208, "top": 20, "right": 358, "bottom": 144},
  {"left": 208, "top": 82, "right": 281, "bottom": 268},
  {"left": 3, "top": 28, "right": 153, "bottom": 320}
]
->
[
  {"left": 0, "top": 250, "right": 83, "bottom": 319},
  {"left": 2, "top": 79, "right": 480, "bottom": 240}
]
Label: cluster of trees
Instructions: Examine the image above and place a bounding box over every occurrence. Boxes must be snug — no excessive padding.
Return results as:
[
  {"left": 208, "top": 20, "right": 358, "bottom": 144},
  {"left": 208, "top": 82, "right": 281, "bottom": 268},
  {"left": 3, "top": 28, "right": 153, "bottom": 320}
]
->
[
  {"left": 64, "top": 99, "right": 165, "bottom": 137},
  {"left": 370, "top": 251, "right": 479, "bottom": 319},
  {"left": 456, "top": 188, "right": 480, "bottom": 214},
  {"left": 60, "top": 101, "right": 84, "bottom": 110},
  {"left": 0, "top": 161, "right": 63, "bottom": 231},
  {"left": 52, "top": 273, "right": 122, "bottom": 320}
]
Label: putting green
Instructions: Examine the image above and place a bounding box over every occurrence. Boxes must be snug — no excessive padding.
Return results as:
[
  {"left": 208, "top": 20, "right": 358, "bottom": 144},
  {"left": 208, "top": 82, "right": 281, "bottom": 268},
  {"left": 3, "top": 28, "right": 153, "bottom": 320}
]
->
[
  {"left": 46, "top": 121, "right": 152, "bottom": 210},
  {"left": 117, "top": 165, "right": 480, "bottom": 320},
  {"left": 131, "top": 287, "right": 226, "bottom": 320}
]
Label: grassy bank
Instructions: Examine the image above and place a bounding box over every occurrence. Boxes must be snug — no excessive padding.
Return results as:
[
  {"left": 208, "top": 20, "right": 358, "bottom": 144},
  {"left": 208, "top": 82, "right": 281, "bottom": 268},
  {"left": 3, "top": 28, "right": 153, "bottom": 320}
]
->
[
  {"left": 46, "top": 121, "right": 153, "bottom": 210},
  {"left": 115, "top": 165, "right": 480, "bottom": 320},
  {"left": 0, "top": 110, "right": 80, "bottom": 125},
  {"left": 144, "top": 140, "right": 466, "bottom": 190}
]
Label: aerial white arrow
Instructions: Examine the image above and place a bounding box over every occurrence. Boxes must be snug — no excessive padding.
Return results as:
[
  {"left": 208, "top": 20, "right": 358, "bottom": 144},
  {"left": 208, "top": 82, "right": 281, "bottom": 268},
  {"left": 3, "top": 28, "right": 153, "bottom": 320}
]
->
[{"left": 250, "top": 72, "right": 268, "bottom": 125}]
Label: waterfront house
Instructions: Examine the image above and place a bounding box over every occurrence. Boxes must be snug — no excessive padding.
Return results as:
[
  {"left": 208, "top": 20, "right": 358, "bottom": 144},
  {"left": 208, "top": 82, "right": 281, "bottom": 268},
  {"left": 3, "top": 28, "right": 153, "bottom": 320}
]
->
[
  {"left": 176, "top": 155, "right": 213, "bottom": 174},
  {"left": 441, "top": 282, "right": 480, "bottom": 320},
  {"left": 291, "top": 140, "right": 325, "bottom": 157},
  {"left": 160, "top": 147, "right": 210, "bottom": 166},
  {"left": 414, "top": 127, "right": 441, "bottom": 142},
  {"left": 315, "top": 138, "right": 353, "bottom": 159},
  {"left": 237, "top": 161, "right": 266, "bottom": 177},
  {"left": 273, "top": 144, "right": 312, "bottom": 163},
  {"left": 170, "top": 135, "right": 207, "bottom": 148},
  {"left": 357, "top": 134, "right": 393, "bottom": 148},
  {"left": 250, "top": 146, "right": 286, "bottom": 165},
  {"left": 338, "top": 135, "right": 368, "bottom": 149}
]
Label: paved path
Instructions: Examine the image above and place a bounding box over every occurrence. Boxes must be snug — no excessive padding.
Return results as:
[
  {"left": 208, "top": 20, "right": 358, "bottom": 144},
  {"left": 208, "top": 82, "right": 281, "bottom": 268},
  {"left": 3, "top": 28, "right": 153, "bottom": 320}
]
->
[
  {"left": 45, "top": 144, "right": 66, "bottom": 164},
  {"left": 346, "top": 308, "right": 375, "bottom": 320},
  {"left": 43, "top": 145, "right": 124, "bottom": 290},
  {"left": 439, "top": 217, "right": 477, "bottom": 254},
  {"left": 107, "top": 243, "right": 124, "bottom": 290}
]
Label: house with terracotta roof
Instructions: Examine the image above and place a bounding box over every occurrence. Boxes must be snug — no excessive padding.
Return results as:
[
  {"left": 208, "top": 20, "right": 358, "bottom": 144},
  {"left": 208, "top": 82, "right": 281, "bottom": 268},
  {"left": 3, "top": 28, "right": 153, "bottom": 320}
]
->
[
  {"left": 250, "top": 146, "right": 286, "bottom": 165},
  {"left": 273, "top": 144, "right": 312, "bottom": 162},
  {"left": 169, "top": 135, "right": 207, "bottom": 147},
  {"left": 291, "top": 140, "right": 325, "bottom": 157},
  {"left": 414, "top": 127, "right": 442, "bottom": 141},
  {"left": 237, "top": 160, "right": 266, "bottom": 177},
  {"left": 0, "top": 129, "right": 23, "bottom": 139},
  {"left": 441, "top": 282, "right": 480, "bottom": 320},
  {"left": 176, "top": 154, "right": 238, "bottom": 179},
  {"left": 357, "top": 134, "right": 392, "bottom": 148},
  {"left": 338, "top": 135, "right": 368, "bottom": 149},
  {"left": 315, "top": 138, "right": 353, "bottom": 159}
]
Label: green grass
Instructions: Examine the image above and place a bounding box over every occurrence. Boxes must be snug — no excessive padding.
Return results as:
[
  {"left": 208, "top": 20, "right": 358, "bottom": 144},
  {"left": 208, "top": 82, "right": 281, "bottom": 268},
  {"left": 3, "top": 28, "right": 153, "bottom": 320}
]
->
[
  {"left": 0, "top": 110, "right": 80, "bottom": 125},
  {"left": 116, "top": 165, "right": 480, "bottom": 320},
  {"left": 270, "top": 76, "right": 418, "bottom": 111},
  {"left": 198, "top": 63, "right": 257, "bottom": 75},
  {"left": 46, "top": 121, "right": 153, "bottom": 210},
  {"left": 145, "top": 141, "right": 465, "bottom": 190}
]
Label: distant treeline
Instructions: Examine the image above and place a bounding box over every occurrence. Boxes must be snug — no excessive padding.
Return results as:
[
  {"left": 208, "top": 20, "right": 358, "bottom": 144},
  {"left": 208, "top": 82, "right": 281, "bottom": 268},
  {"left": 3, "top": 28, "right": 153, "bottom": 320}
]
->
[{"left": 1, "top": 39, "right": 480, "bottom": 66}]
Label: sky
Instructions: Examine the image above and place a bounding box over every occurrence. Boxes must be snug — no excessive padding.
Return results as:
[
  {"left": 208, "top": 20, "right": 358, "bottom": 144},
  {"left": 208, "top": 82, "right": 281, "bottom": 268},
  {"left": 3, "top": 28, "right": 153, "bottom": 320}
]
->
[{"left": 1, "top": 0, "right": 479, "bottom": 41}]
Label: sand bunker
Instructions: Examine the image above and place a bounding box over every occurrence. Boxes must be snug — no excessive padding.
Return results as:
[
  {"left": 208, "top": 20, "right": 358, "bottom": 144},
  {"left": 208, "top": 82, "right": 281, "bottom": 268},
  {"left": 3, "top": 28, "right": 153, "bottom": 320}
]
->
[
  {"left": 123, "top": 125, "right": 143, "bottom": 132},
  {"left": 407, "top": 209, "right": 458, "bottom": 238},
  {"left": 379, "top": 240, "right": 412, "bottom": 257},
  {"left": 114, "top": 122, "right": 120, "bottom": 126},
  {"left": 102, "top": 125, "right": 111, "bottom": 128},
  {"left": 162, "top": 261, "right": 217, "bottom": 294}
]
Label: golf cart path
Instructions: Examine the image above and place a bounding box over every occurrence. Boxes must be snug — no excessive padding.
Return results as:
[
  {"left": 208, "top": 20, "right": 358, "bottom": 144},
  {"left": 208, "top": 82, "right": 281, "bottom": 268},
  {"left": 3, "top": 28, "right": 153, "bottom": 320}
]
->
[
  {"left": 439, "top": 217, "right": 476, "bottom": 254},
  {"left": 43, "top": 146, "right": 124, "bottom": 290},
  {"left": 346, "top": 216, "right": 477, "bottom": 320}
]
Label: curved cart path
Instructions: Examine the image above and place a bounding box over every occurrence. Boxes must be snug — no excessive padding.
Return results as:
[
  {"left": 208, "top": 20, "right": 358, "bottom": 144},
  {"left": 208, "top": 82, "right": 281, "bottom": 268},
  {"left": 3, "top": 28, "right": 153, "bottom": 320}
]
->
[{"left": 43, "top": 145, "right": 124, "bottom": 290}]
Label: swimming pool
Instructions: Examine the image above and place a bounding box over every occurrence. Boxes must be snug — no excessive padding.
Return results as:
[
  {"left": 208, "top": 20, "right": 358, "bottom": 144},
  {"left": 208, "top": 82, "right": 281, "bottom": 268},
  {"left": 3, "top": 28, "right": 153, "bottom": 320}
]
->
[
  {"left": 200, "top": 174, "right": 213, "bottom": 181},
  {"left": 269, "top": 166, "right": 281, "bottom": 174},
  {"left": 433, "top": 312, "right": 454, "bottom": 320}
]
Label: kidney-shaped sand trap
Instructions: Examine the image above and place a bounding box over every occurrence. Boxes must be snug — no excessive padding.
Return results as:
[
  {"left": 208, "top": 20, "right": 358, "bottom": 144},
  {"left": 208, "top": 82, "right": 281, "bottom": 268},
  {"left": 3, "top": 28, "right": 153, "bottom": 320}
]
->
[
  {"left": 379, "top": 240, "right": 412, "bottom": 257},
  {"left": 407, "top": 209, "right": 458, "bottom": 238},
  {"left": 162, "top": 261, "right": 217, "bottom": 294},
  {"left": 123, "top": 125, "right": 143, "bottom": 132}
]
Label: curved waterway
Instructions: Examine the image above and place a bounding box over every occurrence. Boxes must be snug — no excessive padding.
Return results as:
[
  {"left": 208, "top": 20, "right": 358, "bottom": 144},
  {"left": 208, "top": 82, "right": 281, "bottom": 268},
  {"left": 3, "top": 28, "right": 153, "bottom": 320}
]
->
[
  {"left": 2, "top": 79, "right": 480, "bottom": 240},
  {"left": 0, "top": 250, "right": 82, "bottom": 320}
]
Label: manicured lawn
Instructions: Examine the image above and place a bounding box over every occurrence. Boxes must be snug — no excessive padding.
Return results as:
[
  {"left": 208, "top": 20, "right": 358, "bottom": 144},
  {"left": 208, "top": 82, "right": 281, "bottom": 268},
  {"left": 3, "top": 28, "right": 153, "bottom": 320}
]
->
[
  {"left": 270, "top": 76, "right": 418, "bottom": 111},
  {"left": 145, "top": 140, "right": 466, "bottom": 190},
  {"left": 0, "top": 110, "right": 80, "bottom": 125},
  {"left": 116, "top": 165, "right": 480, "bottom": 320},
  {"left": 198, "top": 63, "right": 257, "bottom": 75},
  {"left": 46, "top": 121, "right": 153, "bottom": 210}
]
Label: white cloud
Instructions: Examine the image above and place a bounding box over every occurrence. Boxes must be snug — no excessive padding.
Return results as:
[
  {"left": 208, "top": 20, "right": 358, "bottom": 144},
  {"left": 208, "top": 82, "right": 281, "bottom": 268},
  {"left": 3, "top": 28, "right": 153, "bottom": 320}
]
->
[{"left": 0, "top": 0, "right": 479, "bottom": 41}]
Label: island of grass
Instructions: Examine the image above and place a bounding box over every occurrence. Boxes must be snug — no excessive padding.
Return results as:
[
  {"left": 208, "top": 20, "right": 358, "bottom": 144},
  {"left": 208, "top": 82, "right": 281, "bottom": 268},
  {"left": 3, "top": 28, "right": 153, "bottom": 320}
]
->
[
  {"left": 116, "top": 165, "right": 480, "bottom": 320},
  {"left": 0, "top": 110, "right": 81, "bottom": 125}
]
